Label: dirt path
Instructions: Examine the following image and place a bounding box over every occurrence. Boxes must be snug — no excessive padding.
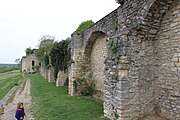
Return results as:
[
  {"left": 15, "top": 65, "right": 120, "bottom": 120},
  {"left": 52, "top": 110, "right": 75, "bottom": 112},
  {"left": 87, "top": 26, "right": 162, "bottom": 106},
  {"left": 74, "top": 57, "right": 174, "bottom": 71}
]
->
[{"left": 0, "top": 79, "right": 34, "bottom": 120}]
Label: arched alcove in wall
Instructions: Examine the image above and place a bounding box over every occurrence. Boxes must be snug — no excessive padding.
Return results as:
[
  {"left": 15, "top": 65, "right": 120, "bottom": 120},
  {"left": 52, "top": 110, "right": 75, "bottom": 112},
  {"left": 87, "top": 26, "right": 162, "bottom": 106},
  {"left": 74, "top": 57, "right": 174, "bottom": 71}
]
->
[
  {"left": 84, "top": 31, "right": 107, "bottom": 100},
  {"left": 134, "top": 0, "right": 179, "bottom": 119},
  {"left": 152, "top": 0, "right": 180, "bottom": 119}
]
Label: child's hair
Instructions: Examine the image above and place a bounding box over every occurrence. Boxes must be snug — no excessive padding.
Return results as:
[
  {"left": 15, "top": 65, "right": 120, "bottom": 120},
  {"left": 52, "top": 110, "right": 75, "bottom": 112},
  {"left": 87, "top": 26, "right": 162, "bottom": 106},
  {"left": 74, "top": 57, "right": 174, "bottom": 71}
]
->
[
  {"left": 17, "top": 102, "right": 21, "bottom": 109},
  {"left": 20, "top": 102, "right": 23, "bottom": 106}
]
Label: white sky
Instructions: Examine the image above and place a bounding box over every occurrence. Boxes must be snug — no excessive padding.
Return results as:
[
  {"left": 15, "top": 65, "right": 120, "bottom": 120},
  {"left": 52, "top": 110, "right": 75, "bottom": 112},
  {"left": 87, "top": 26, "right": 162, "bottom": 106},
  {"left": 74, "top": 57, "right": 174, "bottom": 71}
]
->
[{"left": 0, "top": 0, "right": 119, "bottom": 64}]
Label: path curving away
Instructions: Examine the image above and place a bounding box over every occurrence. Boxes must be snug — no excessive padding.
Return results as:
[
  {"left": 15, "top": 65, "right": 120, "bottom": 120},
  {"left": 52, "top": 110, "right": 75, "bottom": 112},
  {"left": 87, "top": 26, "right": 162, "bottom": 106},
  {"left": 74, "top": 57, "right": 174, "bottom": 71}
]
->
[{"left": 0, "top": 79, "right": 34, "bottom": 120}]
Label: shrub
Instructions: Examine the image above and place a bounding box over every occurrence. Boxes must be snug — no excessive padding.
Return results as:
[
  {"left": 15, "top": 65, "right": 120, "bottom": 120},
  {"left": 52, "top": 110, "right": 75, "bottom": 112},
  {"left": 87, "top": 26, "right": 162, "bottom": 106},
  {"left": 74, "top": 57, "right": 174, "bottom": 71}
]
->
[
  {"left": 49, "top": 38, "right": 70, "bottom": 78},
  {"left": 64, "top": 77, "right": 69, "bottom": 86},
  {"left": 25, "top": 47, "right": 33, "bottom": 55},
  {"left": 76, "top": 20, "right": 94, "bottom": 32},
  {"left": 81, "top": 86, "right": 95, "bottom": 96}
]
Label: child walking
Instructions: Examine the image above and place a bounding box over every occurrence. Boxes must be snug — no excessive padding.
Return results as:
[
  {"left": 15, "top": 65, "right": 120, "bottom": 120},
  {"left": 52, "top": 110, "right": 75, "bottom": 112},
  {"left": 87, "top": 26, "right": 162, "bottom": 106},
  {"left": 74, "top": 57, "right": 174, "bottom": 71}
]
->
[{"left": 15, "top": 102, "right": 26, "bottom": 120}]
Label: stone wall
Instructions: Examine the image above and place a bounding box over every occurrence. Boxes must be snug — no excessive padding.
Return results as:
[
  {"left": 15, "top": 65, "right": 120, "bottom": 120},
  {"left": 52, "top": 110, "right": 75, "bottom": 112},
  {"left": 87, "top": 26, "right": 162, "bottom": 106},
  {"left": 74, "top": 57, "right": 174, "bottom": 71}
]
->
[
  {"left": 91, "top": 37, "right": 107, "bottom": 100},
  {"left": 20, "top": 0, "right": 179, "bottom": 119},
  {"left": 21, "top": 52, "right": 39, "bottom": 72},
  {"left": 39, "top": 62, "right": 48, "bottom": 79},
  {"left": 48, "top": 67, "right": 55, "bottom": 83},
  {"left": 69, "top": 0, "right": 180, "bottom": 120},
  {"left": 69, "top": 6, "right": 118, "bottom": 96},
  {"left": 56, "top": 70, "right": 68, "bottom": 87},
  {"left": 21, "top": 56, "right": 27, "bottom": 72},
  {"left": 154, "top": 0, "right": 180, "bottom": 119},
  {"left": 39, "top": 63, "right": 55, "bottom": 83}
]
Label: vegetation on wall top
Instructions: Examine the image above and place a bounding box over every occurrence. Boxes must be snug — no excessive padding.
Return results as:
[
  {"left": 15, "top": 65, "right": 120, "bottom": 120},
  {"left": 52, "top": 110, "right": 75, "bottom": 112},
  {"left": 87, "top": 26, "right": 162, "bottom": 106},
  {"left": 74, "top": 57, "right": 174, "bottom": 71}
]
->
[
  {"left": 115, "top": 0, "right": 124, "bottom": 5},
  {"left": 35, "top": 35, "right": 54, "bottom": 61},
  {"left": 76, "top": 20, "right": 94, "bottom": 32},
  {"left": 49, "top": 37, "right": 71, "bottom": 78},
  {"left": 27, "top": 34, "right": 70, "bottom": 79},
  {"left": 25, "top": 47, "right": 33, "bottom": 55}
]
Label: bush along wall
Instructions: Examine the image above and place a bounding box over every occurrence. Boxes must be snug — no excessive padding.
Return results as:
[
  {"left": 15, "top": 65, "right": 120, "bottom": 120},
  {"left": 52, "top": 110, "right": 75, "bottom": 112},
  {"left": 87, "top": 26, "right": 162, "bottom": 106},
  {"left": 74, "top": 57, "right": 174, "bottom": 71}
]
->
[{"left": 49, "top": 38, "right": 71, "bottom": 79}]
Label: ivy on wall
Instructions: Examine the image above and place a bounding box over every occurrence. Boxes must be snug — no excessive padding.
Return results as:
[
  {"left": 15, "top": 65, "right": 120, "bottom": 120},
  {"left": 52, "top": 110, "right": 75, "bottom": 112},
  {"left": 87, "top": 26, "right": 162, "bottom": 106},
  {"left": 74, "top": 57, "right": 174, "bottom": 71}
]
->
[
  {"left": 35, "top": 39, "right": 54, "bottom": 61},
  {"left": 108, "top": 38, "right": 122, "bottom": 60},
  {"left": 49, "top": 38, "right": 71, "bottom": 78},
  {"left": 73, "top": 72, "right": 96, "bottom": 96},
  {"left": 33, "top": 35, "right": 70, "bottom": 79},
  {"left": 134, "top": 22, "right": 143, "bottom": 31},
  {"left": 44, "top": 54, "right": 52, "bottom": 68}
]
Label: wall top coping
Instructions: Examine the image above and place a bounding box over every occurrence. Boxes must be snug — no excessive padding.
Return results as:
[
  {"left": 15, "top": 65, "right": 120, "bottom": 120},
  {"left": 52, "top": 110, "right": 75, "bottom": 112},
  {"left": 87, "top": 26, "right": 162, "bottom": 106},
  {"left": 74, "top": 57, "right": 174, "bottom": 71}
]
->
[{"left": 71, "top": 7, "right": 119, "bottom": 37}]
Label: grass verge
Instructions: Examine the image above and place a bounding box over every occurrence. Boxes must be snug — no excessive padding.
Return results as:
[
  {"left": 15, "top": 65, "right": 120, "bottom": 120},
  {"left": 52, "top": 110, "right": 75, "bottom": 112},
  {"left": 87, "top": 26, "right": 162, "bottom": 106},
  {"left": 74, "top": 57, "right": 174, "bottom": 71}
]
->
[
  {"left": 0, "top": 73, "right": 21, "bottom": 100},
  {"left": 5, "top": 74, "right": 26, "bottom": 105},
  {"left": 26, "top": 73, "right": 107, "bottom": 120}
]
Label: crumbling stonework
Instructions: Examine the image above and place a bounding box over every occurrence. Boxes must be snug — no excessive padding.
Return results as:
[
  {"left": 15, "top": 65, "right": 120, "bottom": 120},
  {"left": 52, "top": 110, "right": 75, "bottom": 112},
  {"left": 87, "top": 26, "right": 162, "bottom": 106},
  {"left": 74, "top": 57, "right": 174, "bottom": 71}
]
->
[
  {"left": 69, "top": 0, "right": 180, "bottom": 119},
  {"left": 21, "top": 50, "right": 39, "bottom": 72},
  {"left": 56, "top": 70, "right": 68, "bottom": 87},
  {"left": 39, "top": 64, "right": 48, "bottom": 79},
  {"left": 39, "top": 63, "right": 55, "bottom": 83},
  {"left": 91, "top": 37, "right": 107, "bottom": 94},
  {"left": 48, "top": 67, "right": 55, "bottom": 83},
  {"left": 154, "top": 1, "right": 180, "bottom": 118}
]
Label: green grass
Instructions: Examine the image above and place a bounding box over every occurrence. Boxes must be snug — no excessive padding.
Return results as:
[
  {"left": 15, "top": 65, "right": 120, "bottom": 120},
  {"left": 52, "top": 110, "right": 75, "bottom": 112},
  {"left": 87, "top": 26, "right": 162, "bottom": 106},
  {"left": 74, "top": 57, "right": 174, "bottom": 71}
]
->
[
  {"left": 0, "top": 73, "right": 22, "bottom": 100},
  {"left": 26, "top": 73, "right": 108, "bottom": 120},
  {"left": 0, "top": 73, "right": 20, "bottom": 79},
  {"left": 6, "top": 74, "right": 26, "bottom": 105}
]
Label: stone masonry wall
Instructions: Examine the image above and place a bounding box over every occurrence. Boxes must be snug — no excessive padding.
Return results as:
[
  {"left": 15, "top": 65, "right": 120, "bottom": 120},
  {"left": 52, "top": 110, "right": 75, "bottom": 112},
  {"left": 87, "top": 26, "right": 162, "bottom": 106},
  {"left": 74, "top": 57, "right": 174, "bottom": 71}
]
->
[
  {"left": 104, "top": 0, "right": 150, "bottom": 119},
  {"left": 56, "top": 70, "right": 68, "bottom": 87},
  {"left": 21, "top": 53, "right": 39, "bottom": 72},
  {"left": 154, "top": 0, "right": 180, "bottom": 119},
  {"left": 39, "top": 62, "right": 48, "bottom": 79},
  {"left": 21, "top": 56, "right": 26, "bottom": 72},
  {"left": 48, "top": 67, "right": 55, "bottom": 83},
  {"left": 69, "top": 0, "right": 180, "bottom": 119},
  {"left": 39, "top": 64, "right": 55, "bottom": 82},
  {"left": 69, "top": 6, "right": 118, "bottom": 96},
  {"left": 91, "top": 37, "right": 107, "bottom": 92},
  {"left": 91, "top": 37, "right": 108, "bottom": 100}
]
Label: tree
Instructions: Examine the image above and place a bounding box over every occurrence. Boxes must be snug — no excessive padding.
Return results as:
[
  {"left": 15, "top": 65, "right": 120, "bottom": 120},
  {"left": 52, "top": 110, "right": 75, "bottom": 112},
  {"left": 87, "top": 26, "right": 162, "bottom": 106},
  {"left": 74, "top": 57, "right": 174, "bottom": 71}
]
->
[
  {"left": 35, "top": 35, "right": 55, "bottom": 61},
  {"left": 115, "top": 0, "right": 124, "bottom": 5},
  {"left": 76, "top": 20, "right": 94, "bottom": 32},
  {"left": 25, "top": 47, "right": 32, "bottom": 55},
  {"left": 15, "top": 58, "right": 21, "bottom": 69},
  {"left": 40, "top": 35, "right": 55, "bottom": 41},
  {"left": 49, "top": 37, "right": 71, "bottom": 78}
]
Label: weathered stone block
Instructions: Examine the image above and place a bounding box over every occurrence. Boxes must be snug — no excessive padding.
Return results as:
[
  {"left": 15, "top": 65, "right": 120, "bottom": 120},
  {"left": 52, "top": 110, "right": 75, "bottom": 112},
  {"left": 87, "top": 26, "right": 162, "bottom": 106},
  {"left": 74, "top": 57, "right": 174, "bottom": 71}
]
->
[
  {"left": 119, "top": 70, "right": 128, "bottom": 79},
  {"left": 48, "top": 67, "right": 55, "bottom": 83},
  {"left": 56, "top": 70, "right": 68, "bottom": 87}
]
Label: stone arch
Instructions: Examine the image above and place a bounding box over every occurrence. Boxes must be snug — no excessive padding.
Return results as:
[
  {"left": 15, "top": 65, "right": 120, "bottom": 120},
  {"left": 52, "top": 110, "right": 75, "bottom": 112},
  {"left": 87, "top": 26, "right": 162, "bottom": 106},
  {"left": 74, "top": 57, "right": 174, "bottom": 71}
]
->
[
  {"left": 151, "top": 0, "right": 179, "bottom": 119},
  {"left": 83, "top": 31, "right": 107, "bottom": 100},
  {"left": 139, "top": 0, "right": 175, "bottom": 39},
  {"left": 84, "top": 31, "right": 107, "bottom": 62},
  {"left": 133, "top": 0, "right": 179, "bottom": 119},
  {"left": 103, "top": 0, "right": 179, "bottom": 119}
]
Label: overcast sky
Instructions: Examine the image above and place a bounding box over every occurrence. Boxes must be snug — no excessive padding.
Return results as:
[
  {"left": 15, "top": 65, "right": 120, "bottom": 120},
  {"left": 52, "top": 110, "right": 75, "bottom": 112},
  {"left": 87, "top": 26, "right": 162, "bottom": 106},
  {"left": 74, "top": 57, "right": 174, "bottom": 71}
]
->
[{"left": 0, "top": 0, "right": 119, "bottom": 64}]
